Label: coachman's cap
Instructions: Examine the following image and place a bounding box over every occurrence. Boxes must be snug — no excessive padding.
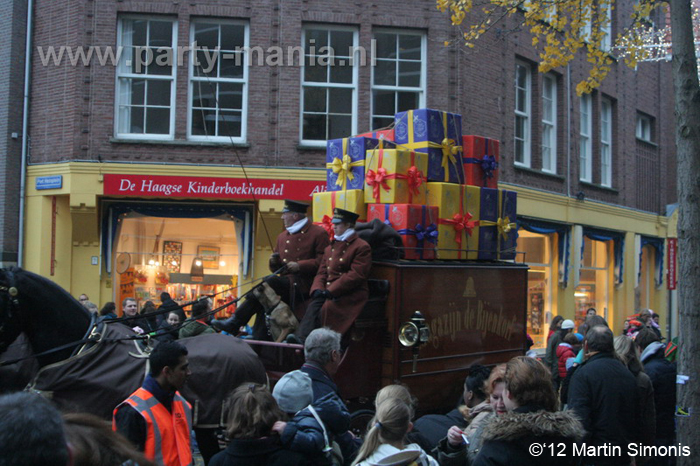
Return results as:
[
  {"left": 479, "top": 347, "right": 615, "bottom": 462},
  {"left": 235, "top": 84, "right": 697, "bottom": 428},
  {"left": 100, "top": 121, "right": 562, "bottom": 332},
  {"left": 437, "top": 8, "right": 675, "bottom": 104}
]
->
[
  {"left": 331, "top": 208, "right": 360, "bottom": 224},
  {"left": 282, "top": 200, "right": 310, "bottom": 214}
]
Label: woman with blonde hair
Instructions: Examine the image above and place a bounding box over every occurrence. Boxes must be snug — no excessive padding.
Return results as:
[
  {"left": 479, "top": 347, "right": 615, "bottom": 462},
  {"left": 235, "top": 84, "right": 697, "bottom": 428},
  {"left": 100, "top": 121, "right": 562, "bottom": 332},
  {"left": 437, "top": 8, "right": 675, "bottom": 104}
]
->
[
  {"left": 352, "top": 397, "right": 437, "bottom": 466},
  {"left": 374, "top": 384, "right": 433, "bottom": 454},
  {"left": 209, "top": 383, "right": 313, "bottom": 466}
]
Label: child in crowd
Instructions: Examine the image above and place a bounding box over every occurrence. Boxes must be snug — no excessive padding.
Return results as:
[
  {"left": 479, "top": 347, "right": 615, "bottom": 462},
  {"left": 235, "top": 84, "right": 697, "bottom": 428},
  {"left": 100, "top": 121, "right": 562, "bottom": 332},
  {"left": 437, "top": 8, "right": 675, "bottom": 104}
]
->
[
  {"left": 271, "top": 370, "right": 352, "bottom": 466},
  {"left": 352, "top": 397, "right": 438, "bottom": 466},
  {"left": 556, "top": 332, "right": 581, "bottom": 380}
]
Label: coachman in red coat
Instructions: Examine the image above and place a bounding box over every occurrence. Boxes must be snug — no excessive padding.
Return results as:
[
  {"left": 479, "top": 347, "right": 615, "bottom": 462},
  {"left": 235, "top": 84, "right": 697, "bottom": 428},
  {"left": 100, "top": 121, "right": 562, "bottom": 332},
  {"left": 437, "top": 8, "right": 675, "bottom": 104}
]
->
[{"left": 293, "top": 208, "right": 372, "bottom": 342}]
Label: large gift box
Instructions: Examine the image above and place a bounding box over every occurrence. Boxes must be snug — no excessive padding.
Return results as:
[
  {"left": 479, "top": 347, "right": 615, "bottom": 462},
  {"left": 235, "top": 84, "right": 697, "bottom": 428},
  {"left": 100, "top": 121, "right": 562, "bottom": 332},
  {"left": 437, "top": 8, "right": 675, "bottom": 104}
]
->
[
  {"left": 475, "top": 188, "right": 518, "bottom": 260},
  {"left": 462, "top": 135, "right": 500, "bottom": 189},
  {"left": 357, "top": 129, "right": 394, "bottom": 141},
  {"left": 364, "top": 148, "right": 428, "bottom": 205},
  {"left": 367, "top": 204, "right": 438, "bottom": 260},
  {"left": 426, "top": 183, "right": 481, "bottom": 260},
  {"left": 326, "top": 137, "right": 396, "bottom": 192},
  {"left": 394, "top": 109, "right": 464, "bottom": 184},
  {"left": 312, "top": 190, "right": 366, "bottom": 237}
]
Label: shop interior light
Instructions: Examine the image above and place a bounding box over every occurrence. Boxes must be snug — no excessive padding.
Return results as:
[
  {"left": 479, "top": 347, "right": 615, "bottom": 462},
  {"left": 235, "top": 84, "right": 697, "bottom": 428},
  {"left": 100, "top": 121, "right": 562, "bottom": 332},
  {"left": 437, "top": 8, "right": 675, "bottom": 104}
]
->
[
  {"left": 219, "top": 260, "right": 226, "bottom": 267},
  {"left": 148, "top": 259, "right": 155, "bottom": 266},
  {"left": 195, "top": 259, "right": 203, "bottom": 267},
  {"left": 155, "top": 261, "right": 160, "bottom": 267},
  {"left": 191, "top": 257, "right": 204, "bottom": 280},
  {"left": 171, "top": 260, "right": 178, "bottom": 266},
  {"left": 574, "top": 292, "right": 588, "bottom": 297}
]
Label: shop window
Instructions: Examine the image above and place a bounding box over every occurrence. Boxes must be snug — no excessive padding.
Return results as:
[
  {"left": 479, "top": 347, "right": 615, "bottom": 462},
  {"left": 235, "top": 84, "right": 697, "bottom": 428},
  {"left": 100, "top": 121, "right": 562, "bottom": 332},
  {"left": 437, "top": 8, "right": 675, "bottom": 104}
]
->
[
  {"left": 113, "top": 215, "right": 244, "bottom": 319},
  {"left": 300, "top": 26, "right": 358, "bottom": 145},
  {"left": 189, "top": 20, "right": 248, "bottom": 142},
  {"left": 518, "top": 231, "right": 554, "bottom": 350},
  {"left": 575, "top": 237, "right": 610, "bottom": 326},
  {"left": 116, "top": 17, "right": 177, "bottom": 139},
  {"left": 371, "top": 29, "right": 426, "bottom": 130}
]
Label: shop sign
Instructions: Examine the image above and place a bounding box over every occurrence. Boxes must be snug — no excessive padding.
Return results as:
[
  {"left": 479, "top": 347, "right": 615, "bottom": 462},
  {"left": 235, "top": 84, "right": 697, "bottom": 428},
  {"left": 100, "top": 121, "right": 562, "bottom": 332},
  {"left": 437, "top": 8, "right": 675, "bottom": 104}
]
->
[
  {"left": 104, "top": 174, "right": 326, "bottom": 201},
  {"left": 36, "top": 175, "right": 63, "bottom": 190},
  {"left": 667, "top": 238, "right": 677, "bottom": 290}
]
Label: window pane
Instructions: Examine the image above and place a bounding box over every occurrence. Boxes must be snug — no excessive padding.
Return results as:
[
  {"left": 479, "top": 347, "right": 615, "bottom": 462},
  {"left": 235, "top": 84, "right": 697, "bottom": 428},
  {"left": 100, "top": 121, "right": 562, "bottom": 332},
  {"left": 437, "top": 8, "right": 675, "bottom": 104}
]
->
[
  {"left": 149, "top": 20, "right": 172, "bottom": 47},
  {"left": 129, "top": 106, "right": 144, "bottom": 133},
  {"left": 303, "top": 113, "right": 326, "bottom": 140},
  {"left": 304, "top": 87, "right": 327, "bottom": 113},
  {"left": 191, "top": 108, "right": 216, "bottom": 135},
  {"left": 397, "top": 91, "right": 419, "bottom": 112},
  {"left": 398, "top": 61, "right": 421, "bottom": 87},
  {"left": 218, "top": 82, "right": 243, "bottom": 110},
  {"left": 147, "top": 79, "right": 170, "bottom": 106},
  {"left": 329, "top": 88, "right": 352, "bottom": 114},
  {"left": 374, "top": 33, "right": 397, "bottom": 59},
  {"left": 331, "top": 31, "right": 354, "bottom": 59},
  {"left": 374, "top": 59, "right": 396, "bottom": 86},
  {"left": 304, "top": 57, "right": 327, "bottom": 82},
  {"left": 145, "top": 107, "right": 170, "bottom": 134},
  {"left": 373, "top": 90, "right": 395, "bottom": 116},
  {"left": 399, "top": 34, "right": 422, "bottom": 60},
  {"left": 516, "top": 88, "right": 527, "bottom": 112},
  {"left": 194, "top": 23, "right": 219, "bottom": 50},
  {"left": 130, "top": 79, "right": 145, "bottom": 106},
  {"left": 220, "top": 53, "right": 244, "bottom": 78},
  {"left": 221, "top": 24, "right": 245, "bottom": 51},
  {"left": 330, "top": 62, "right": 353, "bottom": 84},
  {"left": 328, "top": 114, "right": 352, "bottom": 139},
  {"left": 305, "top": 29, "right": 328, "bottom": 53},
  {"left": 218, "top": 111, "right": 242, "bottom": 137},
  {"left": 373, "top": 116, "right": 394, "bottom": 130},
  {"left": 129, "top": 20, "right": 148, "bottom": 47},
  {"left": 147, "top": 48, "right": 172, "bottom": 76},
  {"left": 192, "top": 83, "right": 215, "bottom": 109}
]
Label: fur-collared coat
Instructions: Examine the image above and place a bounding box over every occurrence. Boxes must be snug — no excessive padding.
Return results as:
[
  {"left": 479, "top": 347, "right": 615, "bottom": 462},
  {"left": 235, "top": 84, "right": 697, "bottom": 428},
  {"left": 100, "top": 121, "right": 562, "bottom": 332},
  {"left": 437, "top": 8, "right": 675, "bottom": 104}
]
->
[
  {"left": 310, "top": 233, "right": 372, "bottom": 336},
  {"left": 273, "top": 222, "right": 330, "bottom": 296},
  {"left": 472, "top": 406, "right": 584, "bottom": 466}
]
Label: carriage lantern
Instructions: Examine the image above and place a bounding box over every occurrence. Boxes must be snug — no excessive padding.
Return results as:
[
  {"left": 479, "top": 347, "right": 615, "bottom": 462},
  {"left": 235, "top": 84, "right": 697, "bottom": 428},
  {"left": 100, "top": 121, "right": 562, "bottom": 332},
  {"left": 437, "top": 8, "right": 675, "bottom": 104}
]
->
[{"left": 398, "top": 311, "right": 430, "bottom": 373}]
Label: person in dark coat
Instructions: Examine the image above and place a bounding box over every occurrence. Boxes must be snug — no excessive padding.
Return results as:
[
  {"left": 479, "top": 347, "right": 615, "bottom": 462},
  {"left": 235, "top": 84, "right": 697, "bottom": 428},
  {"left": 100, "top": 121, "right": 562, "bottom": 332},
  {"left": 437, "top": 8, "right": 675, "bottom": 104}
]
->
[
  {"left": 471, "top": 357, "right": 584, "bottom": 466},
  {"left": 178, "top": 299, "right": 215, "bottom": 339},
  {"left": 99, "top": 301, "right": 117, "bottom": 320},
  {"left": 157, "top": 292, "right": 184, "bottom": 326},
  {"left": 637, "top": 328, "right": 676, "bottom": 464},
  {"left": 212, "top": 200, "right": 329, "bottom": 340},
  {"left": 294, "top": 208, "right": 372, "bottom": 342},
  {"left": 568, "top": 326, "right": 639, "bottom": 465},
  {"left": 156, "top": 311, "right": 181, "bottom": 343},
  {"left": 209, "top": 383, "right": 313, "bottom": 466},
  {"left": 545, "top": 319, "right": 574, "bottom": 390}
]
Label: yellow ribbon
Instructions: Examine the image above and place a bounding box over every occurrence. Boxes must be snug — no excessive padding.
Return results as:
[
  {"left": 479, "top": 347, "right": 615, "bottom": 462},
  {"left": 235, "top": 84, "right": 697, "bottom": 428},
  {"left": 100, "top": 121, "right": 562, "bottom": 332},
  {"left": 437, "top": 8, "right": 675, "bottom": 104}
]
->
[
  {"left": 496, "top": 216, "right": 516, "bottom": 243},
  {"left": 326, "top": 154, "right": 364, "bottom": 190},
  {"left": 402, "top": 110, "right": 463, "bottom": 182}
]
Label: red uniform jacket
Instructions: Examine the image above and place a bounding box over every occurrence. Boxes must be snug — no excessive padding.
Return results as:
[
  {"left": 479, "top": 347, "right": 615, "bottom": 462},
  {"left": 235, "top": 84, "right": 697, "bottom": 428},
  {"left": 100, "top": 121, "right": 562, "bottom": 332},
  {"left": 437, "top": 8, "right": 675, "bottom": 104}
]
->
[
  {"left": 311, "top": 233, "right": 372, "bottom": 335},
  {"left": 273, "top": 221, "right": 330, "bottom": 296}
]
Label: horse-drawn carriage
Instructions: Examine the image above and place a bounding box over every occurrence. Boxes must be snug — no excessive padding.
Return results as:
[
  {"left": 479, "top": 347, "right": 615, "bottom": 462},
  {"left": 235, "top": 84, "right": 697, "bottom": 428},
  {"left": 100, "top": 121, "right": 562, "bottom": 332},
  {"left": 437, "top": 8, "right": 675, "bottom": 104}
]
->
[{"left": 0, "top": 260, "right": 527, "bottom": 459}]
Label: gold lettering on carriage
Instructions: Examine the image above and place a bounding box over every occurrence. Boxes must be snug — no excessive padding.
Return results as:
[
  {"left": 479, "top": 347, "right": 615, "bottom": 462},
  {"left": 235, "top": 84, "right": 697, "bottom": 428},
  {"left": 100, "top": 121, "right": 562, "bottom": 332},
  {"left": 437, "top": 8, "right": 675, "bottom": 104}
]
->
[{"left": 428, "top": 300, "right": 517, "bottom": 348}]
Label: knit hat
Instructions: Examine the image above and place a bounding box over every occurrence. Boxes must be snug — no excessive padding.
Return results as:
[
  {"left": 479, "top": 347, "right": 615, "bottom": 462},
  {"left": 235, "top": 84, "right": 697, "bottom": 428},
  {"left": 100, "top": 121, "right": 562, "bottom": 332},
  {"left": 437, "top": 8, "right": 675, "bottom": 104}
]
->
[
  {"left": 272, "top": 370, "right": 313, "bottom": 413},
  {"left": 561, "top": 319, "right": 575, "bottom": 330}
]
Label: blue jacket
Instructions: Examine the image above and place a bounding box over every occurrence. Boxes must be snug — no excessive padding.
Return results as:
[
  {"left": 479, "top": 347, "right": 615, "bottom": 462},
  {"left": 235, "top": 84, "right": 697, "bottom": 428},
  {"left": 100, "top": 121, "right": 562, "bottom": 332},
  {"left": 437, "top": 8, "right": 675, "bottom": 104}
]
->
[
  {"left": 281, "top": 392, "right": 351, "bottom": 465},
  {"left": 300, "top": 362, "right": 339, "bottom": 402}
]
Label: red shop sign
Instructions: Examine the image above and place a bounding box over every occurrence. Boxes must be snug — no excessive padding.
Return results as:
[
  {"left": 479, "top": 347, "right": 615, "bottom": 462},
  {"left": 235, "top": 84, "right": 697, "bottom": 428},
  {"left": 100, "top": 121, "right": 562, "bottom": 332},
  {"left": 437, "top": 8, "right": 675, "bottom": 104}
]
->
[
  {"left": 667, "top": 238, "right": 677, "bottom": 290},
  {"left": 104, "top": 174, "right": 326, "bottom": 201}
]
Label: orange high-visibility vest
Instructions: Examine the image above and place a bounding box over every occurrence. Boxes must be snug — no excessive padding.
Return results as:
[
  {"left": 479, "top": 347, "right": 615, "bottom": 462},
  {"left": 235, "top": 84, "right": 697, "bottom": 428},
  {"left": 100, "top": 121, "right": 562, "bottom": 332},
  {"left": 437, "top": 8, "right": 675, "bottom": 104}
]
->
[{"left": 113, "top": 387, "right": 193, "bottom": 466}]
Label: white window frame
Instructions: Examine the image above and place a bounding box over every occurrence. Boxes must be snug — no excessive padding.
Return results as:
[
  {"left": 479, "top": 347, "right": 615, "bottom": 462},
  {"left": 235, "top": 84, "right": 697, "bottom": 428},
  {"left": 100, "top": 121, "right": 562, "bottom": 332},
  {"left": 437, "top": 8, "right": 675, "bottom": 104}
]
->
[
  {"left": 601, "top": 3, "right": 612, "bottom": 52},
  {"left": 514, "top": 60, "right": 532, "bottom": 167},
  {"left": 579, "top": 94, "right": 592, "bottom": 182},
  {"left": 370, "top": 29, "right": 427, "bottom": 130},
  {"left": 187, "top": 19, "right": 249, "bottom": 143},
  {"left": 541, "top": 74, "right": 557, "bottom": 174},
  {"left": 114, "top": 16, "right": 177, "bottom": 140},
  {"left": 636, "top": 114, "right": 653, "bottom": 142},
  {"left": 600, "top": 97, "right": 612, "bottom": 187},
  {"left": 299, "top": 25, "right": 359, "bottom": 147}
]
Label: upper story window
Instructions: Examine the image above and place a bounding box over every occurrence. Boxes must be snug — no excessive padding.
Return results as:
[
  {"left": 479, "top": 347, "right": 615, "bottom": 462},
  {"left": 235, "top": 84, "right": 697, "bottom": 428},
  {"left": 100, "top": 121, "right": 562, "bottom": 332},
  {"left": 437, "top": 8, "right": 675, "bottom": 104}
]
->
[
  {"left": 601, "top": 3, "right": 613, "bottom": 51},
  {"left": 636, "top": 113, "right": 654, "bottom": 142},
  {"left": 541, "top": 74, "right": 557, "bottom": 174},
  {"left": 371, "top": 29, "right": 426, "bottom": 130},
  {"left": 115, "top": 17, "right": 177, "bottom": 140},
  {"left": 189, "top": 20, "right": 248, "bottom": 142},
  {"left": 600, "top": 97, "right": 613, "bottom": 187},
  {"left": 579, "top": 94, "right": 592, "bottom": 182},
  {"left": 514, "top": 60, "right": 532, "bottom": 167},
  {"left": 300, "top": 26, "right": 358, "bottom": 146}
]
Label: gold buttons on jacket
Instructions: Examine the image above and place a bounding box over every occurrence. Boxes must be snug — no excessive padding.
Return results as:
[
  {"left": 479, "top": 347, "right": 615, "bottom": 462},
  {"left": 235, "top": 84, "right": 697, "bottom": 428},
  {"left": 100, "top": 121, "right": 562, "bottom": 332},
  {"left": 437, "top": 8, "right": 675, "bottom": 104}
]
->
[
  {"left": 284, "top": 249, "right": 288, "bottom": 253},
  {"left": 286, "top": 240, "right": 290, "bottom": 243},
  {"left": 339, "top": 258, "right": 343, "bottom": 262},
  {"left": 326, "top": 282, "right": 331, "bottom": 286}
]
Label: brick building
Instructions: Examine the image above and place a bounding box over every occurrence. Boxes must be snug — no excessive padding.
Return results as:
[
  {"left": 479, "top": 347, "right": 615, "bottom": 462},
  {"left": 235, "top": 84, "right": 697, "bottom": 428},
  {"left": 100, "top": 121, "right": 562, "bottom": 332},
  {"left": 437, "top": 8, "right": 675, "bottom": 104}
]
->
[{"left": 20, "top": 0, "right": 676, "bottom": 343}]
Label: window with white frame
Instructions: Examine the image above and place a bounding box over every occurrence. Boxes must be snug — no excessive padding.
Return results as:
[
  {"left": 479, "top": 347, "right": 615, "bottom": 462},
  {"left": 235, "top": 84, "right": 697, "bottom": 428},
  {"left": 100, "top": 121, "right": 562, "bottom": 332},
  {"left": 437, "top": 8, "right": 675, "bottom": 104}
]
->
[
  {"left": 116, "top": 17, "right": 177, "bottom": 139},
  {"left": 601, "top": 3, "right": 612, "bottom": 51},
  {"left": 600, "top": 97, "right": 612, "bottom": 187},
  {"left": 371, "top": 30, "right": 426, "bottom": 130},
  {"left": 300, "top": 26, "right": 357, "bottom": 144},
  {"left": 636, "top": 113, "right": 653, "bottom": 142},
  {"left": 541, "top": 74, "right": 557, "bottom": 173},
  {"left": 579, "top": 94, "right": 592, "bottom": 182},
  {"left": 514, "top": 61, "right": 532, "bottom": 167},
  {"left": 189, "top": 20, "right": 248, "bottom": 141}
]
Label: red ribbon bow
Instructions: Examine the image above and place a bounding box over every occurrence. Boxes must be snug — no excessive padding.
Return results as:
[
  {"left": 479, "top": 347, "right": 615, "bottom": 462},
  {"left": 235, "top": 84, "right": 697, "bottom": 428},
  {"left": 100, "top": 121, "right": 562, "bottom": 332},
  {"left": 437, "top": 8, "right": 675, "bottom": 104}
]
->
[
  {"left": 443, "top": 212, "right": 478, "bottom": 245},
  {"left": 365, "top": 168, "right": 392, "bottom": 201},
  {"left": 405, "top": 165, "right": 425, "bottom": 196},
  {"left": 319, "top": 215, "right": 334, "bottom": 240}
]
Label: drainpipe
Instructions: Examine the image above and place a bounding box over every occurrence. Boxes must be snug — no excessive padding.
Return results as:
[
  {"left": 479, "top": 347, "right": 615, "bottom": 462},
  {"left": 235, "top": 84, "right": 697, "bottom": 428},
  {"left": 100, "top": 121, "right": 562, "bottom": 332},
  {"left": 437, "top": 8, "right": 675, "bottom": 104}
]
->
[
  {"left": 18, "top": 0, "right": 33, "bottom": 268},
  {"left": 566, "top": 64, "right": 571, "bottom": 199}
]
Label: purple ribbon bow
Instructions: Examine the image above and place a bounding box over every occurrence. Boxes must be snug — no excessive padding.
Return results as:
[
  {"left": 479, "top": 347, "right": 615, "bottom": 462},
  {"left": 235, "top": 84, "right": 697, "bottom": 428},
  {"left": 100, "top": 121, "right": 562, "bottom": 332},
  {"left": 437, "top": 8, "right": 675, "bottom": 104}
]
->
[
  {"left": 480, "top": 154, "right": 499, "bottom": 179},
  {"left": 414, "top": 223, "right": 438, "bottom": 244}
]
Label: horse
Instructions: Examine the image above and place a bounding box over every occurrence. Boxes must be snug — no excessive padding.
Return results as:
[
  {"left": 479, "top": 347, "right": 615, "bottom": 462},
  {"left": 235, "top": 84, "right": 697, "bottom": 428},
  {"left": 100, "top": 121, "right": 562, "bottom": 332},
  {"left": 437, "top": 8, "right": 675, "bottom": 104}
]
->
[{"left": 0, "top": 267, "right": 267, "bottom": 462}]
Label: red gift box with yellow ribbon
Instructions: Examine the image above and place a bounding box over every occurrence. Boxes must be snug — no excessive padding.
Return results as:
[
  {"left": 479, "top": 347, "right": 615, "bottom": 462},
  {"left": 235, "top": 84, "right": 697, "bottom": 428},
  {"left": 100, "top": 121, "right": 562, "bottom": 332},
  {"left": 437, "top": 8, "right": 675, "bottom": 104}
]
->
[
  {"left": 367, "top": 203, "right": 438, "bottom": 260},
  {"left": 363, "top": 148, "right": 428, "bottom": 204},
  {"left": 426, "top": 183, "right": 481, "bottom": 260},
  {"left": 312, "top": 190, "right": 366, "bottom": 239},
  {"left": 462, "top": 135, "right": 500, "bottom": 189}
]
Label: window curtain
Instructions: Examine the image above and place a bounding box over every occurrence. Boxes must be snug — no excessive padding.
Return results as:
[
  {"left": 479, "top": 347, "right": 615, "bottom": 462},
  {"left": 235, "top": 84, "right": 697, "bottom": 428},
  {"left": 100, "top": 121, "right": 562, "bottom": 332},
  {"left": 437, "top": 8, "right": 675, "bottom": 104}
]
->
[
  {"left": 101, "top": 202, "right": 254, "bottom": 278},
  {"left": 636, "top": 235, "right": 664, "bottom": 288},
  {"left": 517, "top": 217, "right": 571, "bottom": 288},
  {"left": 582, "top": 227, "right": 625, "bottom": 286}
]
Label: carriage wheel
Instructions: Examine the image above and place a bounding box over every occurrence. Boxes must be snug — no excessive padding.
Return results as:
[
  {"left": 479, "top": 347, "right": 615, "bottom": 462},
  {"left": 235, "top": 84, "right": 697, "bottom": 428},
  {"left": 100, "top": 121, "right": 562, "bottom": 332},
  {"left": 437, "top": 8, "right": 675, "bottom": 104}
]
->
[{"left": 349, "top": 409, "right": 375, "bottom": 439}]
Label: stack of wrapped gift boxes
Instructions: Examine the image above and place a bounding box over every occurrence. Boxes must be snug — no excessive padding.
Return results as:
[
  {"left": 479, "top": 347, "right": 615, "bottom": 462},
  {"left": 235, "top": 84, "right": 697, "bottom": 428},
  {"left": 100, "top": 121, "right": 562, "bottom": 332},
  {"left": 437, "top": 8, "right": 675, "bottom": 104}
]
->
[{"left": 312, "top": 108, "right": 518, "bottom": 261}]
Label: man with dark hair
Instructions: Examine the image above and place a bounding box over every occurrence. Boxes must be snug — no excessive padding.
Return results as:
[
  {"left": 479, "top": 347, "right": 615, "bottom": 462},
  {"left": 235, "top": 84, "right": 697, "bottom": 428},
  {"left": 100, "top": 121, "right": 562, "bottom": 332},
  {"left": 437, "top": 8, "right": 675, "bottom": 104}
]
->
[
  {"left": 567, "top": 326, "right": 639, "bottom": 465},
  {"left": 0, "top": 391, "right": 70, "bottom": 466},
  {"left": 179, "top": 299, "right": 215, "bottom": 339},
  {"left": 213, "top": 200, "right": 329, "bottom": 340},
  {"left": 113, "top": 341, "right": 193, "bottom": 466},
  {"left": 637, "top": 328, "right": 677, "bottom": 463}
]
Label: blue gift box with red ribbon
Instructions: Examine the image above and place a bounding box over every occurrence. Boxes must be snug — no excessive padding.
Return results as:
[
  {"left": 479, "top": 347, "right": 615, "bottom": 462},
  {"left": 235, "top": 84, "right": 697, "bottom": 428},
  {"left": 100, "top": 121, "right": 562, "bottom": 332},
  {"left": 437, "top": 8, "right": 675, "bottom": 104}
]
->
[
  {"left": 462, "top": 135, "right": 500, "bottom": 188},
  {"left": 367, "top": 203, "right": 438, "bottom": 260}
]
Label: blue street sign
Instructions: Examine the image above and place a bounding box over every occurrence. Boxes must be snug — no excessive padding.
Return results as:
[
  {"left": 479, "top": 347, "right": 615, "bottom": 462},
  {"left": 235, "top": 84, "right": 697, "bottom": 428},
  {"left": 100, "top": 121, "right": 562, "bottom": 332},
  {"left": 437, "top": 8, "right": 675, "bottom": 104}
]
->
[{"left": 36, "top": 175, "right": 63, "bottom": 190}]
